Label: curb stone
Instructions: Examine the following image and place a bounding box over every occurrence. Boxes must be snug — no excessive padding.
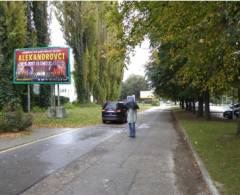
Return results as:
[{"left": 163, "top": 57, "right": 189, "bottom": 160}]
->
[{"left": 172, "top": 111, "right": 219, "bottom": 195}]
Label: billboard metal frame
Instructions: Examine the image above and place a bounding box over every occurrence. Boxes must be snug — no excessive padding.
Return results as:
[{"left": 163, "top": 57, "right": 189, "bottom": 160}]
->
[{"left": 13, "top": 46, "right": 71, "bottom": 85}]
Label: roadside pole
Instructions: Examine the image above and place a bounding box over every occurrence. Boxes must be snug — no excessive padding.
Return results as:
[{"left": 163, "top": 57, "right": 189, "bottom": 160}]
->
[
  {"left": 27, "top": 84, "right": 31, "bottom": 112},
  {"left": 57, "top": 84, "right": 60, "bottom": 106},
  {"left": 52, "top": 85, "right": 56, "bottom": 109},
  {"left": 232, "top": 89, "right": 235, "bottom": 120}
]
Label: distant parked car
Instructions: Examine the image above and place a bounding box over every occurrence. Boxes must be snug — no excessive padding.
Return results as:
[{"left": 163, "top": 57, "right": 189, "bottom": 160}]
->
[
  {"left": 223, "top": 103, "right": 240, "bottom": 119},
  {"left": 102, "top": 101, "right": 127, "bottom": 123}
]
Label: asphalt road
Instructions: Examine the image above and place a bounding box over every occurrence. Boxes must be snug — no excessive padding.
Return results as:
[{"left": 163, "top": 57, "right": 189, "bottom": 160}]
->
[
  {"left": 0, "top": 124, "right": 124, "bottom": 195},
  {"left": 0, "top": 106, "right": 208, "bottom": 195}
]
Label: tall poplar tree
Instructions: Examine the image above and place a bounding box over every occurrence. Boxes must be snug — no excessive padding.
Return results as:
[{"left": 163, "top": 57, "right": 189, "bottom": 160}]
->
[
  {"left": 54, "top": 2, "right": 91, "bottom": 103},
  {"left": 32, "top": 1, "right": 50, "bottom": 107},
  {"left": 0, "top": 2, "right": 27, "bottom": 109},
  {"left": 54, "top": 2, "right": 126, "bottom": 104}
]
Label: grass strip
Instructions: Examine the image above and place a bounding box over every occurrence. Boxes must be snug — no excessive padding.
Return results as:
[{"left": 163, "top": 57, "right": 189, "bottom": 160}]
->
[
  {"left": 32, "top": 103, "right": 153, "bottom": 128},
  {"left": 32, "top": 104, "right": 102, "bottom": 128},
  {"left": 175, "top": 109, "right": 240, "bottom": 194}
]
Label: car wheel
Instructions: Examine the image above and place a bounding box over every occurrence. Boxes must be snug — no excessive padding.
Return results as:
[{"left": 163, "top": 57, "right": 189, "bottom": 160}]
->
[
  {"left": 118, "top": 119, "right": 124, "bottom": 124},
  {"left": 102, "top": 120, "right": 106, "bottom": 124}
]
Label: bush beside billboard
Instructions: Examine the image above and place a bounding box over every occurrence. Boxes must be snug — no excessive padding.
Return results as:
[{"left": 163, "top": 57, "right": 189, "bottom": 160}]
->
[{"left": 13, "top": 47, "right": 70, "bottom": 84}]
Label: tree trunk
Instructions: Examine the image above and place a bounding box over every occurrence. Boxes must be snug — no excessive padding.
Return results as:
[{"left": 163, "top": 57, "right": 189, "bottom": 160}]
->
[
  {"left": 197, "top": 95, "right": 204, "bottom": 117},
  {"left": 237, "top": 118, "right": 240, "bottom": 136},
  {"left": 192, "top": 100, "right": 196, "bottom": 115},
  {"left": 185, "top": 100, "right": 189, "bottom": 111},
  {"left": 189, "top": 99, "right": 192, "bottom": 111},
  {"left": 204, "top": 90, "right": 211, "bottom": 120},
  {"left": 32, "top": 2, "right": 51, "bottom": 107},
  {"left": 237, "top": 88, "right": 240, "bottom": 136},
  {"left": 181, "top": 100, "right": 185, "bottom": 109},
  {"left": 180, "top": 100, "right": 183, "bottom": 109}
]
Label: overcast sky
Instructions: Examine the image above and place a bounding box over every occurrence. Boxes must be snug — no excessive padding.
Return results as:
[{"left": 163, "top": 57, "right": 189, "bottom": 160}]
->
[
  {"left": 49, "top": 7, "right": 66, "bottom": 47},
  {"left": 123, "top": 39, "right": 151, "bottom": 81},
  {"left": 49, "top": 10, "right": 151, "bottom": 81}
]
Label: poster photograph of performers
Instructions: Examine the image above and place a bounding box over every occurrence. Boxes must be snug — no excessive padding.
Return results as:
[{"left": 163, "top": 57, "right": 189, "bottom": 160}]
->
[{"left": 14, "top": 47, "right": 70, "bottom": 84}]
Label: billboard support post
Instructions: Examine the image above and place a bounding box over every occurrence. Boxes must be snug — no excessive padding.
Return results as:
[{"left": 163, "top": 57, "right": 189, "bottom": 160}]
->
[
  {"left": 27, "top": 85, "right": 31, "bottom": 112},
  {"left": 50, "top": 86, "right": 52, "bottom": 107},
  {"left": 54, "top": 85, "right": 56, "bottom": 108},
  {"left": 57, "top": 84, "right": 60, "bottom": 106},
  {"left": 48, "top": 85, "right": 57, "bottom": 118},
  {"left": 51, "top": 85, "right": 56, "bottom": 108}
]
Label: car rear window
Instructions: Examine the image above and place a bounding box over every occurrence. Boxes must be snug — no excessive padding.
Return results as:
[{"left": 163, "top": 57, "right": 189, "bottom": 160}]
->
[
  {"left": 103, "top": 102, "right": 126, "bottom": 110},
  {"left": 117, "top": 103, "right": 126, "bottom": 109},
  {"left": 234, "top": 104, "right": 240, "bottom": 108},
  {"left": 104, "top": 102, "right": 117, "bottom": 110}
]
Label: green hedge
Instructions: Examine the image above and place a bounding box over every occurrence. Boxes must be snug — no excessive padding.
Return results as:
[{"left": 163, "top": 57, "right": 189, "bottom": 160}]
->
[
  {"left": 0, "top": 104, "right": 32, "bottom": 132},
  {"left": 151, "top": 99, "right": 160, "bottom": 106}
]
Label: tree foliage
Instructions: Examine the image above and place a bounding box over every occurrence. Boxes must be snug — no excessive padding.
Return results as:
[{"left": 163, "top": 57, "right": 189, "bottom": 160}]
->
[
  {"left": 0, "top": 1, "right": 51, "bottom": 110},
  {"left": 122, "top": 2, "right": 240, "bottom": 131},
  {"left": 54, "top": 2, "right": 126, "bottom": 104},
  {"left": 120, "top": 74, "right": 149, "bottom": 100},
  {"left": 0, "top": 2, "right": 27, "bottom": 109}
]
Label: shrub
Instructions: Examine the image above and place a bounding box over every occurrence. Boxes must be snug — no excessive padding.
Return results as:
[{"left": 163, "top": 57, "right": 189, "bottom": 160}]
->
[
  {"left": 32, "top": 106, "right": 46, "bottom": 113},
  {"left": 151, "top": 99, "right": 160, "bottom": 106},
  {"left": 64, "top": 102, "right": 75, "bottom": 109},
  {"left": 0, "top": 103, "right": 32, "bottom": 132},
  {"left": 79, "top": 103, "right": 99, "bottom": 107},
  {"left": 4, "top": 111, "right": 22, "bottom": 131},
  {"left": 19, "top": 114, "right": 32, "bottom": 131},
  {"left": 72, "top": 101, "right": 79, "bottom": 105},
  {"left": 60, "top": 96, "right": 70, "bottom": 104},
  {"left": 53, "top": 96, "right": 70, "bottom": 106},
  {"left": 0, "top": 116, "right": 9, "bottom": 131}
]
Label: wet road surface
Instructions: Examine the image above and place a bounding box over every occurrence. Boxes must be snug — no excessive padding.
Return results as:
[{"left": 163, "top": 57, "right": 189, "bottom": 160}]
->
[
  {"left": 1, "top": 107, "right": 209, "bottom": 195},
  {"left": 0, "top": 124, "right": 125, "bottom": 195},
  {"left": 22, "top": 107, "right": 181, "bottom": 195}
]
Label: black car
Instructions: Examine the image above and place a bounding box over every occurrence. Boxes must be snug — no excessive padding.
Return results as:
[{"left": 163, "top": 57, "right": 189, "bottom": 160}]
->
[
  {"left": 223, "top": 103, "right": 240, "bottom": 119},
  {"left": 102, "top": 101, "right": 127, "bottom": 123}
]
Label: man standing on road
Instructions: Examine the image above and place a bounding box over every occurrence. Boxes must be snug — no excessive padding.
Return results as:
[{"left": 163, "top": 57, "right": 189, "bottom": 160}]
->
[{"left": 126, "top": 100, "right": 139, "bottom": 138}]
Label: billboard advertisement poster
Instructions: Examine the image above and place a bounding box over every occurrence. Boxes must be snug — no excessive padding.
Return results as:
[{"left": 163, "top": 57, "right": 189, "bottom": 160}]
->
[
  {"left": 13, "top": 47, "right": 70, "bottom": 84},
  {"left": 140, "top": 90, "right": 155, "bottom": 99}
]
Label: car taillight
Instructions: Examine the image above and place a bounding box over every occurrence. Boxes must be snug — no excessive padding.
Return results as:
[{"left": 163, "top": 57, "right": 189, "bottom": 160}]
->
[
  {"left": 116, "top": 109, "right": 121, "bottom": 112},
  {"left": 102, "top": 109, "right": 105, "bottom": 112}
]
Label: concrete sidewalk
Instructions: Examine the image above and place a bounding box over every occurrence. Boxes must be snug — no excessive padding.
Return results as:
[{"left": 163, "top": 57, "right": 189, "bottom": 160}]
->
[{"left": 22, "top": 107, "right": 209, "bottom": 195}]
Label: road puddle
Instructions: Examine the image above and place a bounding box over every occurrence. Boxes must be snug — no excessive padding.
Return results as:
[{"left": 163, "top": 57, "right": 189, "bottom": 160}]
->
[{"left": 137, "top": 123, "right": 151, "bottom": 129}]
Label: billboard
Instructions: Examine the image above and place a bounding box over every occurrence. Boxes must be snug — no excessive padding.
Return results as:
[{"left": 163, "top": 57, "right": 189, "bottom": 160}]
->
[
  {"left": 13, "top": 47, "right": 70, "bottom": 84},
  {"left": 140, "top": 90, "right": 155, "bottom": 99}
]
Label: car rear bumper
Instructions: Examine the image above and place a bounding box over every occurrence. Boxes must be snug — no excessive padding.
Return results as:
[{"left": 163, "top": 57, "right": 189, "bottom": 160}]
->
[
  {"left": 102, "top": 112, "right": 126, "bottom": 121},
  {"left": 102, "top": 116, "right": 125, "bottom": 121},
  {"left": 223, "top": 111, "right": 239, "bottom": 119},
  {"left": 223, "top": 112, "right": 232, "bottom": 118}
]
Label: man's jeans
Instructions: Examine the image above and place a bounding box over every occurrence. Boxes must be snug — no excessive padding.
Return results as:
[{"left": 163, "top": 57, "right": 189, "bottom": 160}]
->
[{"left": 128, "top": 122, "right": 136, "bottom": 137}]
